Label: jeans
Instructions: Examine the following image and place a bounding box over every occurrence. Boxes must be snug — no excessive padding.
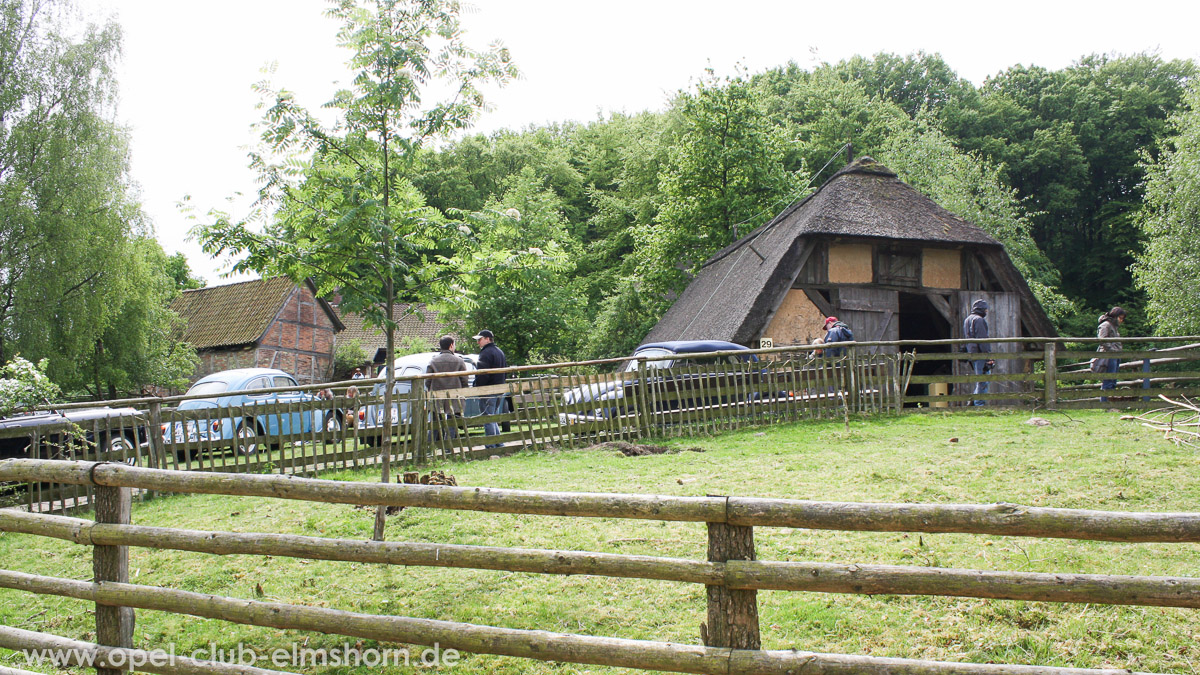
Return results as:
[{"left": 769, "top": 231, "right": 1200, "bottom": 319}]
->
[
  {"left": 1100, "top": 358, "right": 1120, "bottom": 402},
  {"left": 971, "top": 359, "right": 989, "bottom": 406},
  {"left": 481, "top": 395, "right": 505, "bottom": 447}
]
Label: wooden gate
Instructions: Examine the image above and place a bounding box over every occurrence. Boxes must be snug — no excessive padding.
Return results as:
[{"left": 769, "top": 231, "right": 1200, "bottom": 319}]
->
[{"left": 837, "top": 288, "right": 898, "bottom": 354}]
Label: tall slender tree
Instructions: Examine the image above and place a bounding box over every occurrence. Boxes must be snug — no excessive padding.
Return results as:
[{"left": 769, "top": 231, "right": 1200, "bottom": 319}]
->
[{"left": 197, "top": 0, "right": 521, "bottom": 540}]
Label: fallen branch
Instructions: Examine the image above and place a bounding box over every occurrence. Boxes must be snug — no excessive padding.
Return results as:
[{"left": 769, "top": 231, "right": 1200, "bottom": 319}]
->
[{"left": 1121, "top": 395, "right": 1200, "bottom": 448}]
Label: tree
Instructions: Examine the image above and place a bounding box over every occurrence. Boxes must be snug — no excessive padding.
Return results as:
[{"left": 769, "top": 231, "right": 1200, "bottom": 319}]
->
[
  {"left": 196, "top": 0, "right": 520, "bottom": 540},
  {"left": 637, "top": 70, "right": 799, "bottom": 304},
  {"left": 435, "top": 168, "right": 580, "bottom": 364},
  {"left": 1133, "top": 82, "right": 1200, "bottom": 335},
  {"left": 0, "top": 0, "right": 193, "bottom": 396}
]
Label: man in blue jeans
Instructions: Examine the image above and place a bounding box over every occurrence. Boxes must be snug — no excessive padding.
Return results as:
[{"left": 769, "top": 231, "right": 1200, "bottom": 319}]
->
[
  {"left": 963, "top": 299, "right": 996, "bottom": 406},
  {"left": 472, "top": 329, "right": 507, "bottom": 447}
]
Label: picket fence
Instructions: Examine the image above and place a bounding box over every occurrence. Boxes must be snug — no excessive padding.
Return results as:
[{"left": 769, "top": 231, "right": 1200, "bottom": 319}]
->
[{"left": 2, "top": 336, "right": 1198, "bottom": 515}]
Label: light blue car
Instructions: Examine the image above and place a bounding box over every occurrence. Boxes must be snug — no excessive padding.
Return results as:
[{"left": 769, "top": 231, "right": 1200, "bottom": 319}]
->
[{"left": 167, "top": 368, "right": 338, "bottom": 455}]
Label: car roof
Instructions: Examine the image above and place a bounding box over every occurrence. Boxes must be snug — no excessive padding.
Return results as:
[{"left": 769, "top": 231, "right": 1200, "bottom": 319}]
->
[
  {"left": 382, "top": 352, "right": 477, "bottom": 372},
  {"left": 192, "top": 368, "right": 295, "bottom": 386},
  {"left": 636, "top": 340, "right": 749, "bottom": 354}
]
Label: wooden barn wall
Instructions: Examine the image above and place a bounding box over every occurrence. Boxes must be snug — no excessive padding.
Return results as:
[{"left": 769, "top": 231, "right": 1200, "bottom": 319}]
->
[
  {"left": 828, "top": 244, "right": 873, "bottom": 284},
  {"left": 922, "top": 248, "right": 961, "bottom": 289},
  {"left": 836, "top": 287, "right": 899, "bottom": 354},
  {"left": 955, "top": 291, "right": 1025, "bottom": 398},
  {"left": 763, "top": 290, "right": 826, "bottom": 348}
]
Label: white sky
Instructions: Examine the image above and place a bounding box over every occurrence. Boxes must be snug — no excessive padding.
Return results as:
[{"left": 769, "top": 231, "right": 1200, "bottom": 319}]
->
[{"left": 91, "top": 0, "right": 1200, "bottom": 284}]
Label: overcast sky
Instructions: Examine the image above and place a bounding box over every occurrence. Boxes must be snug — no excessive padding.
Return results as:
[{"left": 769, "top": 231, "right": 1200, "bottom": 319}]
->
[{"left": 91, "top": 0, "right": 1200, "bottom": 284}]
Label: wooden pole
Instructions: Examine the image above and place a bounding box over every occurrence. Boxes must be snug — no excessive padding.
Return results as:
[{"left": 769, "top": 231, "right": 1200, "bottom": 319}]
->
[
  {"left": 92, "top": 484, "right": 133, "bottom": 675},
  {"left": 1044, "top": 342, "right": 1058, "bottom": 409},
  {"left": 704, "top": 497, "right": 759, "bottom": 650}
]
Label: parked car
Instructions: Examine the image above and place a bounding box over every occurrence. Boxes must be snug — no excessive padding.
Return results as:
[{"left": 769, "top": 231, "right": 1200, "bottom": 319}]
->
[
  {"left": 0, "top": 406, "right": 148, "bottom": 462},
  {"left": 360, "top": 352, "right": 482, "bottom": 445},
  {"left": 560, "top": 340, "right": 759, "bottom": 423},
  {"left": 165, "top": 368, "right": 341, "bottom": 456}
]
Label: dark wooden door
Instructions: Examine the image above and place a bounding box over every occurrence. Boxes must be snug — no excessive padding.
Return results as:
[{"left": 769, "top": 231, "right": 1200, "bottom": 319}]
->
[
  {"left": 836, "top": 288, "right": 899, "bottom": 354},
  {"left": 956, "top": 292, "right": 1023, "bottom": 396}
]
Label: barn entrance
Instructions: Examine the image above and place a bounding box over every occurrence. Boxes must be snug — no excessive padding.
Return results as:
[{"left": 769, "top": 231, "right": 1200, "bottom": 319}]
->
[{"left": 898, "top": 292, "right": 953, "bottom": 403}]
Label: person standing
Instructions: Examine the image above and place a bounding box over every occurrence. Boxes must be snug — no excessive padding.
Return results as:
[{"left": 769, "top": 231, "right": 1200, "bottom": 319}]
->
[
  {"left": 472, "top": 329, "right": 507, "bottom": 447},
  {"left": 1097, "top": 307, "right": 1127, "bottom": 402},
  {"left": 352, "top": 368, "right": 365, "bottom": 380},
  {"left": 427, "top": 336, "right": 469, "bottom": 440},
  {"left": 963, "top": 299, "right": 995, "bottom": 406},
  {"left": 821, "top": 316, "right": 854, "bottom": 358}
]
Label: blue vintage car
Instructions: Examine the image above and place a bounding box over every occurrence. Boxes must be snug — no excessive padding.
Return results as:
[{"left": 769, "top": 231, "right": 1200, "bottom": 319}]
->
[{"left": 166, "top": 368, "right": 337, "bottom": 455}]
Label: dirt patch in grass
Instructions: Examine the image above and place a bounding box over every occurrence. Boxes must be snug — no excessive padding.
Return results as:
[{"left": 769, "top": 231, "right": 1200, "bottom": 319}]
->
[{"left": 586, "top": 441, "right": 706, "bottom": 456}]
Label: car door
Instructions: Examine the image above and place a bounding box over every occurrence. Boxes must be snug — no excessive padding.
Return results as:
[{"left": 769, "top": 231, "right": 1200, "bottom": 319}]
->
[
  {"left": 243, "top": 376, "right": 279, "bottom": 435},
  {"left": 271, "top": 375, "right": 306, "bottom": 435}
]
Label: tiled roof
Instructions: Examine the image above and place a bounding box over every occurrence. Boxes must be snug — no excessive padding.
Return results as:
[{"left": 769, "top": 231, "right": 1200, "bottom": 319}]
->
[
  {"left": 335, "top": 303, "right": 456, "bottom": 355},
  {"left": 172, "top": 277, "right": 299, "bottom": 350}
]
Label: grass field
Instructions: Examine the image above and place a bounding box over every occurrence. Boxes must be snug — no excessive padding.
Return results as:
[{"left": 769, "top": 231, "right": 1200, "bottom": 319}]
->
[{"left": 2, "top": 408, "right": 1199, "bottom": 674}]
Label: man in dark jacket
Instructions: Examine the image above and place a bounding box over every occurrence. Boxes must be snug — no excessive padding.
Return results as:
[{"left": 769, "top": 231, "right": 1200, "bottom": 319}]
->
[
  {"left": 472, "top": 329, "right": 507, "bottom": 446},
  {"left": 963, "top": 299, "right": 995, "bottom": 406},
  {"left": 821, "top": 317, "right": 854, "bottom": 358},
  {"left": 427, "top": 336, "right": 469, "bottom": 439}
]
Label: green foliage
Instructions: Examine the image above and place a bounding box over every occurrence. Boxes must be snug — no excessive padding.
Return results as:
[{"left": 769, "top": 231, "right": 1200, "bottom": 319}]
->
[
  {"left": 637, "top": 70, "right": 799, "bottom": 302},
  {"left": 0, "top": 356, "right": 60, "bottom": 415},
  {"left": 164, "top": 252, "right": 206, "bottom": 291},
  {"left": 435, "top": 168, "right": 576, "bottom": 364},
  {"left": 1133, "top": 82, "right": 1200, "bottom": 335},
  {"left": 0, "top": 0, "right": 194, "bottom": 397},
  {"left": 943, "top": 53, "right": 1197, "bottom": 312},
  {"left": 333, "top": 339, "right": 369, "bottom": 378}
]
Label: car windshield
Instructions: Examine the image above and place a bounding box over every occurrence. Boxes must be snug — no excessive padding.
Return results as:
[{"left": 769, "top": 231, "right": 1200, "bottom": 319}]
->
[
  {"left": 186, "top": 381, "right": 229, "bottom": 396},
  {"left": 625, "top": 348, "right": 675, "bottom": 372}
]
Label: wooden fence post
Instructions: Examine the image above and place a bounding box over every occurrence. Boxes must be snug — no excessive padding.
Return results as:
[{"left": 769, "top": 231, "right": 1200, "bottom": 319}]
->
[
  {"left": 704, "top": 501, "right": 760, "bottom": 650},
  {"left": 636, "top": 361, "right": 650, "bottom": 439},
  {"left": 1043, "top": 342, "right": 1058, "bottom": 409},
  {"left": 93, "top": 483, "right": 133, "bottom": 675}
]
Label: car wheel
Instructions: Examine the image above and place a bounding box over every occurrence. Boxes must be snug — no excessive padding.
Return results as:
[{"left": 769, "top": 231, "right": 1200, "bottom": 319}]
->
[
  {"left": 324, "top": 411, "right": 343, "bottom": 433},
  {"left": 236, "top": 421, "right": 261, "bottom": 456},
  {"left": 105, "top": 434, "right": 138, "bottom": 465}
]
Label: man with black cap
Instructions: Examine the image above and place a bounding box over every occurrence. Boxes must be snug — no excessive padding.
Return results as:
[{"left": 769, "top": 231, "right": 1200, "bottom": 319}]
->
[
  {"left": 963, "top": 299, "right": 995, "bottom": 406},
  {"left": 472, "top": 329, "right": 507, "bottom": 445}
]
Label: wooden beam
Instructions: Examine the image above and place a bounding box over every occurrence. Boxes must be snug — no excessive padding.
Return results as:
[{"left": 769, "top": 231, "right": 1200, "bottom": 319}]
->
[
  {"left": 801, "top": 289, "right": 834, "bottom": 317},
  {"left": 926, "top": 293, "right": 953, "bottom": 323}
]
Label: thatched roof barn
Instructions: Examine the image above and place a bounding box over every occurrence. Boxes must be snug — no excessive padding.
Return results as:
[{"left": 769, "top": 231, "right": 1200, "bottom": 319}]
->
[{"left": 643, "top": 157, "right": 1055, "bottom": 391}]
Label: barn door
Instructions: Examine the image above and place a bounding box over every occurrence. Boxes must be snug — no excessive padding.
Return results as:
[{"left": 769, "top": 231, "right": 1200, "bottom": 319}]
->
[
  {"left": 956, "top": 292, "right": 1022, "bottom": 396},
  {"left": 836, "top": 288, "right": 899, "bottom": 355}
]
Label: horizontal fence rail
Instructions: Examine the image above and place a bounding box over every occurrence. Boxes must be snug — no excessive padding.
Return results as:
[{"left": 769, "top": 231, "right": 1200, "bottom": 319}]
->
[{"left": 1, "top": 460, "right": 1193, "bottom": 675}]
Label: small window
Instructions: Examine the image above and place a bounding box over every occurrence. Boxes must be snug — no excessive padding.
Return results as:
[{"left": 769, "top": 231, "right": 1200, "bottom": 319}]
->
[
  {"left": 876, "top": 246, "right": 921, "bottom": 286},
  {"left": 271, "top": 375, "right": 296, "bottom": 388},
  {"left": 245, "top": 377, "right": 270, "bottom": 394}
]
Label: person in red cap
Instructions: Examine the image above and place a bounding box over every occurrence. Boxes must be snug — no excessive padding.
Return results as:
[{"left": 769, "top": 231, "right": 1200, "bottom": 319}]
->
[{"left": 821, "top": 316, "right": 854, "bottom": 357}]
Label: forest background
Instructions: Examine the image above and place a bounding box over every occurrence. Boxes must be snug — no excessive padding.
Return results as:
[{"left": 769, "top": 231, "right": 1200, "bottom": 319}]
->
[{"left": 3, "top": 0, "right": 1200, "bottom": 399}]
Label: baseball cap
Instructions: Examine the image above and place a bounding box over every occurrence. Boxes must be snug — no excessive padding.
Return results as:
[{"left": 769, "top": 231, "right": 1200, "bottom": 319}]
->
[
  {"left": 823, "top": 316, "right": 838, "bottom": 328},
  {"left": 472, "top": 329, "right": 494, "bottom": 340}
]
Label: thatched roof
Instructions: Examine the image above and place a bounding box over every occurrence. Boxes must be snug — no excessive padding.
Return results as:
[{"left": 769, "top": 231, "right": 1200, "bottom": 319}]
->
[
  {"left": 644, "top": 157, "right": 1053, "bottom": 344},
  {"left": 172, "top": 277, "right": 343, "bottom": 351}
]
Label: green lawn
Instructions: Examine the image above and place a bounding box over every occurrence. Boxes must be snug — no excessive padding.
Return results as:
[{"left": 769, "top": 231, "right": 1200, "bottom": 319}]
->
[{"left": 2, "top": 409, "right": 1198, "bottom": 674}]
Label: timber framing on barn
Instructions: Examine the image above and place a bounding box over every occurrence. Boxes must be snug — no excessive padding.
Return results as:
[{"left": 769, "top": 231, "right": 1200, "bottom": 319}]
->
[
  {"left": 643, "top": 156, "right": 1056, "bottom": 396},
  {"left": 172, "top": 277, "right": 344, "bottom": 386}
]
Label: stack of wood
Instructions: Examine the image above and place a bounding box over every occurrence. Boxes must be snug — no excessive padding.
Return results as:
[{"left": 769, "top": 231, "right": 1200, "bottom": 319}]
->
[
  {"left": 1121, "top": 396, "right": 1199, "bottom": 448},
  {"left": 400, "top": 470, "right": 457, "bottom": 486}
]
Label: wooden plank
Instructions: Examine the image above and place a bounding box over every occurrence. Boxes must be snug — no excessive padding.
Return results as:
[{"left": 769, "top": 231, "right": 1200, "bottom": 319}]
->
[{"left": 92, "top": 485, "right": 133, "bottom": 675}]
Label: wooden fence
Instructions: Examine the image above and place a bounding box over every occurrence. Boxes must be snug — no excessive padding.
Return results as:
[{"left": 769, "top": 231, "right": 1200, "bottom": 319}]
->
[
  {"left": 3, "top": 336, "right": 1199, "bottom": 515},
  {"left": 0, "top": 458, "right": 1196, "bottom": 674}
]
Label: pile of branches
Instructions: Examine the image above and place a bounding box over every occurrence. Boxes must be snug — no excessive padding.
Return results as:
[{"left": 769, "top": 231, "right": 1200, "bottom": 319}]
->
[{"left": 1122, "top": 396, "right": 1200, "bottom": 448}]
